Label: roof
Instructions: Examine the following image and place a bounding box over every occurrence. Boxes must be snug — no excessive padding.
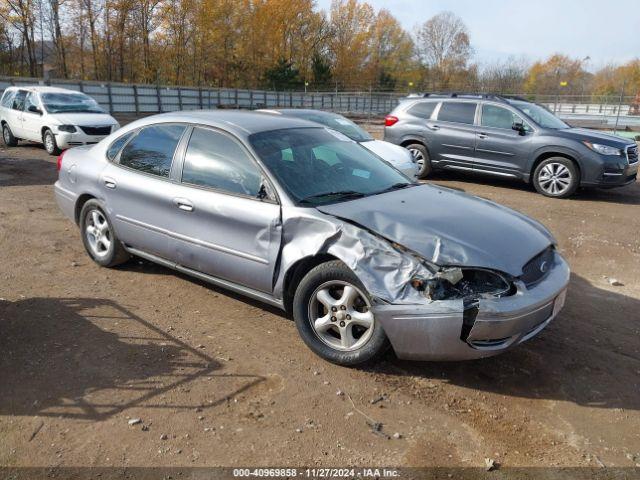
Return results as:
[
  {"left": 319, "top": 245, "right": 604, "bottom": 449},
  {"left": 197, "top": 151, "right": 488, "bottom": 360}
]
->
[
  {"left": 258, "top": 108, "right": 340, "bottom": 118},
  {"left": 121, "top": 109, "right": 321, "bottom": 138}
]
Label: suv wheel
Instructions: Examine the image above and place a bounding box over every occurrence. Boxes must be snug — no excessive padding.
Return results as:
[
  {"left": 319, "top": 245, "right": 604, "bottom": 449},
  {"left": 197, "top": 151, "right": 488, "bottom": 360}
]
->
[
  {"left": 43, "top": 128, "right": 61, "bottom": 155},
  {"left": 533, "top": 157, "right": 579, "bottom": 198},
  {"left": 292, "top": 260, "right": 390, "bottom": 366},
  {"left": 2, "top": 123, "right": 18, "bottom": 147},
  {"left": 406, "top": 143, "right": 431, "bottom": 179},
  {"left": 80, "top": 200, "right": 130, "bottom": 267}
]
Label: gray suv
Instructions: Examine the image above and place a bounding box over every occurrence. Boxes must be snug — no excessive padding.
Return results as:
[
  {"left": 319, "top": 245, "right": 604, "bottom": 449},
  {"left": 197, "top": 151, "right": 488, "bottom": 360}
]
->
[{"left": 384, "top": 94, "right": 638, "bottom": 198}]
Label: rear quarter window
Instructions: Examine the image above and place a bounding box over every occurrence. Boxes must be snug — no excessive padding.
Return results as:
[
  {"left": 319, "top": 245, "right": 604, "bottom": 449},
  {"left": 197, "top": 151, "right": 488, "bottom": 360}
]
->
[
  {"left": 407, "top": 102, "right": 437, "bottom": 119},
  {"left": 1, "top": 90, "right": 16, "bottom": 108},
  {"left": 437, "top": 102, "right": 477, "bottom": 125},
  {"left": 106, "top": 131, "right": 135, "bottom": 161}
]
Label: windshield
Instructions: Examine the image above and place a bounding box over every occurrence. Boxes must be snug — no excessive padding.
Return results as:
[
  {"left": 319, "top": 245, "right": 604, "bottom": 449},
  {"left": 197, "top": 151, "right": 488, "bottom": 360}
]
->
[
  {"left": 509, "top": 100, "right": 569, "bottom": 129},
  {"left": 41, "top": 92, "right": 105, "bottom": 114},
  {"left": 291, "top": 112, "right": 373, "bottom": 142},
  {"left": 249, "top": 127, "right": 413, "bottom": 206}
]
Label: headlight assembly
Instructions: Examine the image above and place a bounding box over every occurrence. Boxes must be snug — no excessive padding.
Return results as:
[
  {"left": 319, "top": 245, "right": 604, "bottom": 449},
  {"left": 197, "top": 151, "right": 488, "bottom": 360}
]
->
[
  {"left": 58, "top": 125, "right": 77, "bottom": 133},
  {"left": 583, "top": 142, "right": 621, "bottom": 156},
  {"left": 411, "top": 268, "right": 514, "bottom": 301}
]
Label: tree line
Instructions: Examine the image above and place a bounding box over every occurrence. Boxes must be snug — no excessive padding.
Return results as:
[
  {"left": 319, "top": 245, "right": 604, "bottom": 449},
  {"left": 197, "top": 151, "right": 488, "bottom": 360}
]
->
[{"left": 1, "top": 0, "right": 638, "bottom": 97}]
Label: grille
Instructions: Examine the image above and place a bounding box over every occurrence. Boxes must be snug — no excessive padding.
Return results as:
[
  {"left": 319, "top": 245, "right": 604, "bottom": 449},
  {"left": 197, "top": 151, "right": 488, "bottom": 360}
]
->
[
  {"left": 627, "top": 145, "right": 638, "bottom": 164},
  {"left": 520, "top": 247, "right": 554, "bottom": 287},
  {"left": 80, "top": 125, "right": 112, "bottom": 136}
]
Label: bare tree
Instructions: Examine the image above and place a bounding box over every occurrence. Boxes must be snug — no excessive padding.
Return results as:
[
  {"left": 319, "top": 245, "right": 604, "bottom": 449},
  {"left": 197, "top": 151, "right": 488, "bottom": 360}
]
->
[{"left": 415, "top": 11, "right": 472, "bottom": 89}]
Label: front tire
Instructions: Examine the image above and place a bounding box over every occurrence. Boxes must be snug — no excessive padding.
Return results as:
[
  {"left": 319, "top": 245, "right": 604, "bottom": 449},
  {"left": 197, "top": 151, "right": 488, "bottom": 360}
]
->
[
  {"left": 2, "top": 123, "right": 18, "bottom": 147},
  {"left": 292, "top": 260, "right": 390, "bottom": 366},
  {"left": 80, "top": 200, "right": 129, "bottom": 267},
  {"left": 43, "top": 128, "right": 61, "bottom": 155},
  {"left": 532, "top": 157, "right": 579, "bottom": 198},
  {"left": 406, "top": 143, "right": 432, "bottom": 179}
]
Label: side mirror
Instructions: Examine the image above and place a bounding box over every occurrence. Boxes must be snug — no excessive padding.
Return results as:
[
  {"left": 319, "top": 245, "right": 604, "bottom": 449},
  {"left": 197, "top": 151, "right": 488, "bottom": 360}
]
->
[
  {"left": 512, "top": 121, "right": 526, "bottom": 135},
  {"left": 28, "top": 105, "right": 42, "bottom": 115}
]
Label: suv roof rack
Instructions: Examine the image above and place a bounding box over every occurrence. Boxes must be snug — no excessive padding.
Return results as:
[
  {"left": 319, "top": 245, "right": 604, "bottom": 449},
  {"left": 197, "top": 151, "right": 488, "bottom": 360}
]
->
[{"left": 417, "top": 92, "right": 516, "bottom": 103}]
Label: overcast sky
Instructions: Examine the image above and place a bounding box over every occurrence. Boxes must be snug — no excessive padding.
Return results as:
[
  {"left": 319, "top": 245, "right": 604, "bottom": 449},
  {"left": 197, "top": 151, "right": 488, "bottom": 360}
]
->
[{"left": 315, "top": 0, "right": 640, "bottom": 69}]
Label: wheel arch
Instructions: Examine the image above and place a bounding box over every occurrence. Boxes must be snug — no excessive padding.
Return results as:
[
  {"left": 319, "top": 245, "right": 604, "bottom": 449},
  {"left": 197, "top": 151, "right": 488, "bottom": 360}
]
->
[
  {"left": 282, "top": 253, "right": 341, "bottom": 315},
  {"left": 530, "top": 150, "right": 582, "bottom": 183},
  {"left": 74, "top": 193, "right": 97, "bottom": 224}
]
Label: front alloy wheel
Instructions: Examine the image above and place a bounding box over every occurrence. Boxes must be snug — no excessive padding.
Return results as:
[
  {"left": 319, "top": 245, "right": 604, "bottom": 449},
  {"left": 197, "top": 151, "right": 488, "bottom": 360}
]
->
[
  {"left": 406, "top": 143, "right": 431, "bottom": 179},
  {"left": 533, "top": 157, "right": 579, "bottom": 198},
  {"left": 308, "top": 281, "right": 374, "bottom": 351},
  {"left": 293, "top": 260, "right": 389, "bottom": 366}
]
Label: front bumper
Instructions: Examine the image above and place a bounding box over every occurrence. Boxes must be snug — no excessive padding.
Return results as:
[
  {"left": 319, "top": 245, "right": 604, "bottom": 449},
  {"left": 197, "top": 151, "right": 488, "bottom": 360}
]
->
[
  {"left": 55, "top": 131, "right": 110, "bottom": 149},
  {"left": 372, "top": 252, "right": 570, "bottom": 361}
]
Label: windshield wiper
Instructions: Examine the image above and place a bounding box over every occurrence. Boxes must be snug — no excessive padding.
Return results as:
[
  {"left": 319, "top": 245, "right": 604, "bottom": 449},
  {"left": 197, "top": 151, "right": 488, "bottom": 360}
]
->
[
  {"left": 299, "top": 190, "right": 366, "bottom": 204},
  {"left": 375, "top": 182, "right": 415, "bottom": 194}
]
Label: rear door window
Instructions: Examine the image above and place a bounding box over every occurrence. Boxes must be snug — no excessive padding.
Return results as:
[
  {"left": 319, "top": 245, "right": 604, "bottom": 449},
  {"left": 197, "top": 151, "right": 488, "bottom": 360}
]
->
[
  {"left": 407, "top": 102, "right": 437, "bottom": 119},
  {"left": 11, "top": 90, "right": 27, "bottom": 111},
  {"left": 118, "top": 124, "right": 186, "bottom": 177},
  {"left": 437, "top": 102, "right": 477, "bottom": 125}
]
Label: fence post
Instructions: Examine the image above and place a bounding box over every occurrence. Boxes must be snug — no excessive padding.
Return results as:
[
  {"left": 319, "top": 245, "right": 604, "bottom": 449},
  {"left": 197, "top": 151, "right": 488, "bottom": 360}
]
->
[
  {"left": 249, "top": 90, "right": 253, "bottom": 109},
  {"left": 217, "top": 88, "right": 221, "bottom": 107},
  {"left": 177, "top": 87, "right": 183, "bottom": 109},
  {"left": 263, "top": 90, "right": 267, "bottom": 107},
  {"left": 289, "top": 92, "right": 293, "bottom": 107},
  {"left": 133, "top": 84, "right": 140, "bottom": 115},
  {"left": 156, "top": 84, "right": 162, "bottom": 112},
  {"left": 106, "top": 82, "right": 114, "bottom": 113},
  {"left": 78, "top": 81, "right": 84, "bottom": 93},
  {"left": 198, "top": 87, "right": 203, "bottom": 109}
]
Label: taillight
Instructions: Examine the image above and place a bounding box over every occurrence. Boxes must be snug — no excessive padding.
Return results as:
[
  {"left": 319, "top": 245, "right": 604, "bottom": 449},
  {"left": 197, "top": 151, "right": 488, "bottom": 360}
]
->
[
  {"left": 56, "top": 150, "right": 65, "bottom": 172},
  {"left": 384, "top": 115, "right": 399, "bottom": 127}
]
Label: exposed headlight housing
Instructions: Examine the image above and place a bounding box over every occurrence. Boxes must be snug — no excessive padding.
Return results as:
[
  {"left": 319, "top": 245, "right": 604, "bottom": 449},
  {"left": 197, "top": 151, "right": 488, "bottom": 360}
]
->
[
  {"left": 58, "top": 124, "right": 77, "bottom": 133},
  {"left": 583, "top": 142, "right": 622, "bottom": 156},
  {"left": 411, "top": 268, "right": 514, "bottom": 301}
]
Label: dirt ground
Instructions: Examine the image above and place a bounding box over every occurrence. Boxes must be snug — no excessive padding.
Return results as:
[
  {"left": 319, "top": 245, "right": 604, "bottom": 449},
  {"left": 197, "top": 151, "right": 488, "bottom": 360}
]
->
[{"left": 1, "top": 125, "right": 639, "bottom": 472}]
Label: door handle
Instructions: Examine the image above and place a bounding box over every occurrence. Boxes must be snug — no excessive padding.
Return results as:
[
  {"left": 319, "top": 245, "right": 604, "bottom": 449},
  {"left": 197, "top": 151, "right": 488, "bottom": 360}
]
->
[
  {"left": 427, "top": 124, "right": 440, "bottom": 131},
  {"left": 103, "top": 177, "right": 117, "bottom": 189},
  {"left": 173, "top": 198, "right": 194, "bottom": 212},
  {"left": 477, "top": 132, "right": 488, "bottom": 139}
]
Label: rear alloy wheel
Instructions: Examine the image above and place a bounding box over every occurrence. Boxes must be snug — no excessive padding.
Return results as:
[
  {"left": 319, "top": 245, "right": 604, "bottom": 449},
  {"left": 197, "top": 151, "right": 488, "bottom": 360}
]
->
[
  {"left": 2, "top": 123, "right": 18, "bottom": 147},
  {"left": 293, "top": 260, "right": 389, "bottom": 366},
  {"left": 43, "top": 128, "right": 61, "bottom": 155},
  {"left": 80, "top": 199, "right": 129, "bottom": 267},
  {"left": 406, "top": 143, "right": 431, "bottom": 179},
  {"left": 533, "top": 157, "right": 579, "bottom": 198}
]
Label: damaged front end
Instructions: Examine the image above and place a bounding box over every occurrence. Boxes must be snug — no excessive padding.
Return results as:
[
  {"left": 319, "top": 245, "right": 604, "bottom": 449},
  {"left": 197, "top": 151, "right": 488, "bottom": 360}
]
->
[{"left": 275, "top": 205, "right": 569, "bottom": 361}]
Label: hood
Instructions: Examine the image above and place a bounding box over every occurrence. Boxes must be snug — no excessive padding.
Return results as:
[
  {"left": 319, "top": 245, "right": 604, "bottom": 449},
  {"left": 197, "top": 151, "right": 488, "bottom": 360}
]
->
[
  {"left": 50, "top": 112, "right": 117, "bottom": 127},
  {"left": 316, "top": 184, "right": 554, "bottom": 277},
  {"left": 360, "top": 139, "right": 414, "bottom": 165},
  {"left": 554, "top": 127, "right": 634, "bottom": 147}
]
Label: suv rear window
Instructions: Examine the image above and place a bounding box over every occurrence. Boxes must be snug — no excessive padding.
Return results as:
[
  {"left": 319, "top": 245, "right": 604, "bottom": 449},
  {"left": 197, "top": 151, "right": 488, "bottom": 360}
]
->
[
  {"left": 437, "top": 102, "right": 477, "bottom": 125},
  {"left": 407, "top": 102, "right": 437, "bottom": 119}
]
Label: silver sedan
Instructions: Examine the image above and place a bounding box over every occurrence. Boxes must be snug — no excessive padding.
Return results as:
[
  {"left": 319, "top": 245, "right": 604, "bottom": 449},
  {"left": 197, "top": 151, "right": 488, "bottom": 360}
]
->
[{"left": 54, "top": 111, "right": 569, "bottom": 366}]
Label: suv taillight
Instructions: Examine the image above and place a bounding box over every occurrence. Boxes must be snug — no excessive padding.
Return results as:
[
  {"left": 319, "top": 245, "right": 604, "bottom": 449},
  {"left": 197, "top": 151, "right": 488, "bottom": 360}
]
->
[
  {"left": 384, "top": 115, "right": 399, "bottom": 127},
  {"left": 56, "top": 151, "right": 65, "bottom": 172}
]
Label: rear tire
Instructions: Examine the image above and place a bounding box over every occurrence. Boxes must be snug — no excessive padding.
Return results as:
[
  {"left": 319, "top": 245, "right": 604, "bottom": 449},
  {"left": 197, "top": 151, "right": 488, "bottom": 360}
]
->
[
  {"left": 80, "top": 199, "right": 130, "bottom": 267},
  {"left": 2, "top": 123, "right": 18, "bottom": 147},
  {"left": 406, "top": 143, "right": 432, "bottom": 179},
  {"left": 532, "top": 157, "right": 579, "bottom": 198},
  {"left": 292, "top": 260, "right": 390, "bottom": 366},
  {"left": 43, "top": 128, "right": 61, "bottom": 155}
]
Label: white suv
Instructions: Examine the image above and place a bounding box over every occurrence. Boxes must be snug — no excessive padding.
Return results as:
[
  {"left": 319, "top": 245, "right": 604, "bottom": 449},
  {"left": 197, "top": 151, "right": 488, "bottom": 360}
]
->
[{"left": 0, "top": 86, "right": 119, "bottom": 155}]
